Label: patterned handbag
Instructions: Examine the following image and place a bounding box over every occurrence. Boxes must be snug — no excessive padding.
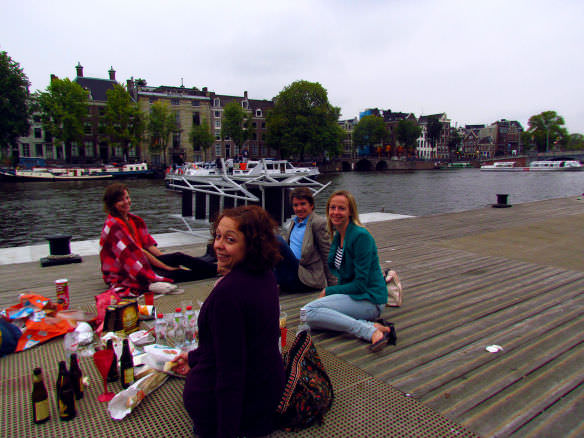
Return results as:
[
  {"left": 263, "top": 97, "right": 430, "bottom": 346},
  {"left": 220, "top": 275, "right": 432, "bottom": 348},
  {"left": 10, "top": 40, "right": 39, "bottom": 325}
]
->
[{"left": 276, "top": 329, "right": 334, "bottom": 431}]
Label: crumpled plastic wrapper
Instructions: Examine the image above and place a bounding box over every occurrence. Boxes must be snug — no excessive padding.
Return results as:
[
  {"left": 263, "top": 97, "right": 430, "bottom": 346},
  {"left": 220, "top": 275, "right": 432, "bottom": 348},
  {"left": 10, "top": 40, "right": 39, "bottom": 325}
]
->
[
  {"left": 129, "top": 329, "right": 155, "bottom": 346},
  {"left": 108, "top": 371, "right": 169, "bottom": 420},
  {"left": 64, "top": 322, "right": 96, "bottom": 357}
]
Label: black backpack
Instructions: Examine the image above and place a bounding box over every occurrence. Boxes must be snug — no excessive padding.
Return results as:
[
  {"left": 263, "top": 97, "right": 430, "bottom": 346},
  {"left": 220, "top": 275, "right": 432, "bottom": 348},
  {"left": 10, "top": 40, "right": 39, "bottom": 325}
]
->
[{"left": 276, "top": 330, "right": 334, "bottom": 431}]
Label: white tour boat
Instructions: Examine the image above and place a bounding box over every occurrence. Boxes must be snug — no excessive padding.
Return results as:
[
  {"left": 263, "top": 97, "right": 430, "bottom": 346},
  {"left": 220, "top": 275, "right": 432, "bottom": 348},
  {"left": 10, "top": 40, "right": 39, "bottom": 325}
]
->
[{"left": 480, "top": 160, "right": 583, "bottom": 172}]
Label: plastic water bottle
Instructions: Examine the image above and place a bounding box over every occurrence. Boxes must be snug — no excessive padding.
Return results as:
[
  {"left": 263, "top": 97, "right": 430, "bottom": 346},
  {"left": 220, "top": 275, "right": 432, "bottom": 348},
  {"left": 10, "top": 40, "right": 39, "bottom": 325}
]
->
[
  {"left": 184, "top": 306, "right": 195, "bottom": 346},
  {"left": 154, "top": 314, "right": 168, "bottom": 345},
  {"left": 297, "top": 307, "right": 311, "bottom": 335},
  {"left": 173, "top": 307, "right": 185, "bottom": 348}
]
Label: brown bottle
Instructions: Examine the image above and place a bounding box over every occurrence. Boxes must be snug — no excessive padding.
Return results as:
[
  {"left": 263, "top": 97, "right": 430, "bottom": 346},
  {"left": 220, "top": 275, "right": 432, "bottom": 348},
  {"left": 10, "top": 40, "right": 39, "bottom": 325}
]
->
[
  {"left": 56, "top": 361, "right": 76, "bottom": 421},
  {"left": 106, "top": 339, "right": 118, "bottom": 383},
  {"left": 69, "top": 353, "right": 84, "bottom": 400},
  {"left": 32, "top": 367, "right": 50, "bottom": 424},
  {"left": 120, "top": 339, "right": 134, "bottom": 389}
]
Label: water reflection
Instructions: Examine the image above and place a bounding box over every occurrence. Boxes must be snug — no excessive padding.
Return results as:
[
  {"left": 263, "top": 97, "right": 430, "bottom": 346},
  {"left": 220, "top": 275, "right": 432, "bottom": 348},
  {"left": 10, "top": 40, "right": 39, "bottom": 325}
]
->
[{"left": 1, "top": 169, "right": 583, "bottom": 248}]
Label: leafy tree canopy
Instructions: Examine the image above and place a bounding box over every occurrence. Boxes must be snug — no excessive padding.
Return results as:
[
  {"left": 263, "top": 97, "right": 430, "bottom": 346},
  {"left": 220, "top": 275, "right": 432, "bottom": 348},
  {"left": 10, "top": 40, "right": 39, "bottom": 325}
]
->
[
  {"left": 566, "top": 133, "right": 584, "bottom": 151},
  {"left": 396, "top": 119, "right": 422, "bottom": 153},
  {"left": 190, "top": 117, "right": 214, "bottom": 161},
  {"left": 0, "top": 51, "right": 30, "bottom": 155},
  {"left": 526, "top": 110, "right": 568, "bottom": 152},
  {"left": 148, "top": 100, "right": 177, "bottom": 166},
  {"left": 267, "top": 80, "right": 343, "bottom": 160},
  {"left": 37, "top": 77, "right": 89, "bottom": 163},
  {"left": 104, "top": 83, "right": 144, "bottom": 159},
  {"left": 353, "top": 115, "right": 388, "bottom": 150},
  {"left": 426, "top": 116, "right": 443, "bottom": 147},
  {"left": 221, "top": 101, "right": 253, "bottom": 149}
]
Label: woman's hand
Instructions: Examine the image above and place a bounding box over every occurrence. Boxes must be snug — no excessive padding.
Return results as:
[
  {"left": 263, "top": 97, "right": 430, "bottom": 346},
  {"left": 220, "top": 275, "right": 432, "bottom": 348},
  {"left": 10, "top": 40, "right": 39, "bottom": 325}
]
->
[{"left": 171, "top": 352, "right": 191, "bottom": 376}]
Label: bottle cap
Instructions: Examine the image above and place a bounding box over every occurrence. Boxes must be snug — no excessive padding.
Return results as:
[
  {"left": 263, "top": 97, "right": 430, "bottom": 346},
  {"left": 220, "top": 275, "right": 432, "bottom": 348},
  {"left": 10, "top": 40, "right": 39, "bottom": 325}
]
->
[
  {"left": 186, "top": 305, "right": 192, "bottom": 310},
  {"left": 33, "top": 367, "right": 42, "bottom": 375},
  {"left": 175, "top": 307, "right": 181, "bottom": 312},
  {"left": 157, "top": 313, "right": 163, "bottom": 319}
]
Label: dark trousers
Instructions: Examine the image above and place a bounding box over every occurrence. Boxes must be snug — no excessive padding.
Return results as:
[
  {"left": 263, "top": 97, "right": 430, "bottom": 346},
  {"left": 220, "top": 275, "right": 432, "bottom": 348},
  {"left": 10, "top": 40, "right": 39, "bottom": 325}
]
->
[
  {"left": 155, "top": 252, "right": 217, "bottom": 283},
  {"left": 274, "top": 236, "right": 315, "bottom": 293}
]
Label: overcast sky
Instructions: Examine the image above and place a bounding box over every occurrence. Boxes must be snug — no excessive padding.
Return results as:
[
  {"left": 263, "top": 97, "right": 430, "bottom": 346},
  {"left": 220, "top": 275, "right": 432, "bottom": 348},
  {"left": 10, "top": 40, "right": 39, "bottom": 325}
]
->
[{"left": 2, "top": 0, "right": 583, "bottom": 133}]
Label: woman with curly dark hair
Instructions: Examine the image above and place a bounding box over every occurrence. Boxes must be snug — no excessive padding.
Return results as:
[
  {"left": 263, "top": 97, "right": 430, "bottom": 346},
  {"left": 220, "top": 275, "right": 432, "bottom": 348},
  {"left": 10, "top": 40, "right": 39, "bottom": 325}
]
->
[{"left": 174, "top": 205, "right": 285, "bottom": 438}]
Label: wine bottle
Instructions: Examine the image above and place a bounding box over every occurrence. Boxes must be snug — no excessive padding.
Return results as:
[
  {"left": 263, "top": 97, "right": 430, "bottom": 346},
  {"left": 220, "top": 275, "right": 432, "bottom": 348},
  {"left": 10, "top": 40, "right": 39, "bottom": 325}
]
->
[
  {"left": 69, "top": 353, "right": 84, "bottom": 400},
  {"left": 120, "top": 339, "right": 135, "bottom": 389},
  {"left": 106, "top": 339, "right": 118, "bottom": 383},
  {"left": 56, "top": 361, "right": 76, "bottom": 421},
  {"left": 32, "top": 367, "right": 50, "bottom": 424}
]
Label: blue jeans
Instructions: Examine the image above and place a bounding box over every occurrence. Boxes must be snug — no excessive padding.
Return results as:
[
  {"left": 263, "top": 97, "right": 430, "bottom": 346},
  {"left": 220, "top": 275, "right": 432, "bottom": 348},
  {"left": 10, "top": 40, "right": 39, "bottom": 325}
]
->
[{"left": 303, "top": 294, "right": 383, "bottom": 342}]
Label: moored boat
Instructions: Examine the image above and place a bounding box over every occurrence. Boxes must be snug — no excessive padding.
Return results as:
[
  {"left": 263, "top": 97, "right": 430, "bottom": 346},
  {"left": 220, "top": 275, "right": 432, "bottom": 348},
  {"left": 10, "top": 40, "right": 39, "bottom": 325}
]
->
[
  {"left": 480, "top": 160, "right": 583, "bottom": 172},
  {"left": 0, "top": 167, "right": 113, "bottom": 181},
  {"left": 165, "top": 158, "right": 319, "bottom": 188}
]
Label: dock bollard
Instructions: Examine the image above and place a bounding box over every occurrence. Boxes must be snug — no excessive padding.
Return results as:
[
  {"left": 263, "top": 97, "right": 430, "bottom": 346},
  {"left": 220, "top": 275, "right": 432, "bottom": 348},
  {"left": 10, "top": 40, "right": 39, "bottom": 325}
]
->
[
  {"left": 40, "top": 234, "right": 82, "bottom": 267},
  {"left": 493, "top": 194, "right": 512, "bottom": 208}
]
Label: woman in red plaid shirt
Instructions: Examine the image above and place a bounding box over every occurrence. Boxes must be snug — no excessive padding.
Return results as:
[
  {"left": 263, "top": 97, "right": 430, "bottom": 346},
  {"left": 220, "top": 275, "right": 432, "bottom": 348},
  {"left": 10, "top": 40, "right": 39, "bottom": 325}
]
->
[{"left": 99, "top": 183, "right": 217, "bottom": 292}]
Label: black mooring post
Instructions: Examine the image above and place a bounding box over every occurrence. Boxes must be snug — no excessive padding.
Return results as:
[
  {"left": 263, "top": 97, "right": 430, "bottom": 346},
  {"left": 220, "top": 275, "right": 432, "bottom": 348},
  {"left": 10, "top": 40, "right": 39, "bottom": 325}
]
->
[
  {"left": 493, "top": 193, "right": 512, "bottom": 208},
  {"left": 209, "top": 195, "right": 221, "bottom": 223},
  {"left": 40, "top": 234, "right": 82, "bottom": 267},
  {"left": 181, "top": 190, "right": 193, "bottom": 217}
]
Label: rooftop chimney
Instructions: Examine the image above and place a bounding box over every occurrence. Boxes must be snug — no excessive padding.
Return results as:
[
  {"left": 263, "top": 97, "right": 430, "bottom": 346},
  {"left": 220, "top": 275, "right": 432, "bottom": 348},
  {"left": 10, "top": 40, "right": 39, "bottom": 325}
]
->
[
  {"left": 108, "top": 66, "right": 116, "bottom": 81},
  {"left": 244, "top": 90, "right": 248, "bottom": 99},
  {"left": 75, "top": 62, "right": 83, "bottom": 78}
]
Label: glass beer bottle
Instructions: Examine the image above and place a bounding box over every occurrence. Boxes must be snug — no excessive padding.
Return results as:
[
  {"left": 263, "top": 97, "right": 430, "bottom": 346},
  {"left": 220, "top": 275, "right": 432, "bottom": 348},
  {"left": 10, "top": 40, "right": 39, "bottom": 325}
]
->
[
  {"left": 69, "top": 353, "right": 84, "bottom": 400},
  {"left": 32, "top": 367, "right": 50, "bottom": 424},
  {"left": 56, "top": 361, "right": 76, "bottom": 421},
  {"left": 106, "top": 339, "right": 118, "bottom": 383},
  {"left": 120, "top": 339, "right": 135, "bottom": 389}
]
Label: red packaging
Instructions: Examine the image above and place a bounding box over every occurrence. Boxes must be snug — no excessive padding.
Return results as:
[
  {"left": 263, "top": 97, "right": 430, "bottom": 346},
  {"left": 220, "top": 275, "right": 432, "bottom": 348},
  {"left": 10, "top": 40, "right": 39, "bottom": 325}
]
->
[{"left": 55, "top": 279, "right": 70, "bottom": 310}]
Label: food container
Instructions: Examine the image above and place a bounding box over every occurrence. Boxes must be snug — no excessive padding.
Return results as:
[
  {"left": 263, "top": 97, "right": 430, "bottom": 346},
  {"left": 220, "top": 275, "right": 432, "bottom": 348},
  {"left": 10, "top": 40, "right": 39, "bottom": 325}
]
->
[{"left": 55, "top": 278, "right": 70, "bottom": 310}]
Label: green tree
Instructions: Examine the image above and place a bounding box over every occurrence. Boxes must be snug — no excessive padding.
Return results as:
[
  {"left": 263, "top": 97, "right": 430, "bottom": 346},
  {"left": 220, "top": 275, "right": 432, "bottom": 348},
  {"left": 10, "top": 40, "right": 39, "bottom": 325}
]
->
[
  {"left": 447, "top": 130, "right": 462, "bottom": 158},
  {"left": 426, "top": 117, "right": 443, "bottom": 148},
  {"left": 352, "top": 115, "right": 388, "bottom": 155},
  {"left": 566, "top": 133, "right": 584, "bottom": 151},
  {"left": 526, "top": 111, "right": 568, "bottom": 152},
  {"left": 148, "top": 101, "right": 177, "bottom": 167},
  {"left": 221, "top": 101, "right": 254, "bottom": 154},
  {"left": 104, "top": 84, "right": 144, "bottom": 161},
  {"left": 190, "top": 117, "right": 214, "bottom": 161},
  {"left": 0, "top": 51, "right": 30, "bottom": 161},
  {"left": 396, "top": 119, "right": 422, "bottom": 156},
  {"left": 37, "top": 78, "right": 89, "bottom": 164},
  {"left": 266, "top": 80, "right": 343, "bottom": 160}
]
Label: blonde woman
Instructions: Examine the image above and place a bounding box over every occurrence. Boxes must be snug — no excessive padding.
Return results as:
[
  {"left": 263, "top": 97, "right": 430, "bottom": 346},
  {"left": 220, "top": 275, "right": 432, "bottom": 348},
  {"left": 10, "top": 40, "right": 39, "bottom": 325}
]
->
[{"left": 303, "top": 190, "right": 396, "bottom": 352}]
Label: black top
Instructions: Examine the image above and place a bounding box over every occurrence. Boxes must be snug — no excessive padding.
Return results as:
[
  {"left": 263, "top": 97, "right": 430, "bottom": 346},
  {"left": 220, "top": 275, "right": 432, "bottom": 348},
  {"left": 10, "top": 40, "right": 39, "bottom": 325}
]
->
[{"left": 183, "top": 266, "right": 285, "bottom": 437}]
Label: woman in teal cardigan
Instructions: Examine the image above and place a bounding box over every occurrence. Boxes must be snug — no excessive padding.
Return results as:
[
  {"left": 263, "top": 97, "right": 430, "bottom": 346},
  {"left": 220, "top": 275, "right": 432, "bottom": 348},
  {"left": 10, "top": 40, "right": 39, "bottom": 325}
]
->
[{"left": 303, "top": 190, "right": 396, "bottom": 352}]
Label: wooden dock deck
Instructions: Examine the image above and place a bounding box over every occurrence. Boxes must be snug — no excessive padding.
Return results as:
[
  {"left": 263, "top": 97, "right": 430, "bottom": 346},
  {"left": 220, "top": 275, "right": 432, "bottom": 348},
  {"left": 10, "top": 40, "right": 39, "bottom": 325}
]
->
[{"left": 2, "top": 196, "right": 583, "bottom": 437}]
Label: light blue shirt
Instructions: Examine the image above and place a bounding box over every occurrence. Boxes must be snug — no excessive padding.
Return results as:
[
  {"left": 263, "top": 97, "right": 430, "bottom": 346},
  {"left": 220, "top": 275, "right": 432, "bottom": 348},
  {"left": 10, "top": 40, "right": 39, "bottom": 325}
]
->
[{"left": 289, "top": 215, "right": 309, "bottom": 260}]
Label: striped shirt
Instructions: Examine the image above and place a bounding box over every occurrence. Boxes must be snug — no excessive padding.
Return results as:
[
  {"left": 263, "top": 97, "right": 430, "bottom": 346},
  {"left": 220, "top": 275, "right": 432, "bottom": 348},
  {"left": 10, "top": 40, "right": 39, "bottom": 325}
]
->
[{"left": 334, "top": 245, "right": 344, "bottom": 270}]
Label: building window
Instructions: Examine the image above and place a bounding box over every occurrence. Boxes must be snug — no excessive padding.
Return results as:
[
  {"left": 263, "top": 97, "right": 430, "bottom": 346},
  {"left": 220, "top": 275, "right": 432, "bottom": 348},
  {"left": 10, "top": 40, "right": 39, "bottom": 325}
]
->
[
  {"left": 115, "top": 146, "right": 123, "bottom": 157},
  {"left": 261, "top": 122, "right": 266, "bottom": 128},
  {"left": 33, "top": 115, "right": 41, "bottom": 123},
  {"left": 252, "top": 122, "right": 257, "bottom": 128},
  {"left": 215, "top": 120, "right": 221, "bottom": 128},
  {"left": 84, "top": 123, "right": 92, "bottom": 134},
  {"left": 213, "top": 98, "right": 221, "bottom": 107},
  {"left": 242, "top": 100, "right": 248, "bottom": 109},
  {"left": 72, "top": 144, "right": 79, "bottom": 157},
  {"left": 191, "top": 100, "right": 200, "bottom": 107},
  {"left": 215, "top": 143, "right": 222, "bottom": 157},
  {"left": 171, "top": 98, "right": 179, "bottom": 105},
  {"left": 45, "top": 144, "right": 53, "bottom": 158},
  {"left": 22, "top": 143, "right": 30, "bottom": 157},
  {"left": 85, "top": 142, "right": 94, "bottom": 157},
  {"left": 214, "top": 110, "right": 221, "bottom": 118},
  {"left": 256, "top": 109, "right": 262, "bottom": 117},
  {"left": 192, "top": 112, "right": 200, "bottom": 126},
  {"left": 35, "top": 144, "right": 43, "bottom": 156},
  {"left": 215, "top": 130, "right": 221, "bottom": 140},
  {"left": 151, "top": 154, "right": 161, "bottom": 166},
  {"left": 34, "top": 128, "right": 42, "bottom": 138},
  {"left": 251, "top": 143, "right": 258, "bottom": 155},
  {"left": 173, "top": 133, "right": 180, "bottom": 148}
]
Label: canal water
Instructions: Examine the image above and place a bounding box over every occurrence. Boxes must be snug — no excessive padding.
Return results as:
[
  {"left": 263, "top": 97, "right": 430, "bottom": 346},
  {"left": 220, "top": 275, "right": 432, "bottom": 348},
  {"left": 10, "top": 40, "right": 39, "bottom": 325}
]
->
[{"left": 1, "top": 169, "right": 583, "bottom": 248}]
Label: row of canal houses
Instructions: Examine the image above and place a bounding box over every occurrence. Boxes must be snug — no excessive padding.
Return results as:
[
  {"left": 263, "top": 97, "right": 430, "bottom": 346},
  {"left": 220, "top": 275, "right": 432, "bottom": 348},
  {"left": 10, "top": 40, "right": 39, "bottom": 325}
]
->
[{"left": 16, "top": 63, "right": 523, "bottom": 167}]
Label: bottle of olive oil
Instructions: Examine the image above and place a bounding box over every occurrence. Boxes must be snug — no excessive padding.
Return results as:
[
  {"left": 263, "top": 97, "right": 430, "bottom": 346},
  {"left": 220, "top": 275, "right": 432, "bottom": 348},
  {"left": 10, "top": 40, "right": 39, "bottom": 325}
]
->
[
  {"left": 32, "top": 367, "right": 50, "bottom": 424},
  {"left": 120, "top": 339, "right": 135, "bottom": 389}
]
